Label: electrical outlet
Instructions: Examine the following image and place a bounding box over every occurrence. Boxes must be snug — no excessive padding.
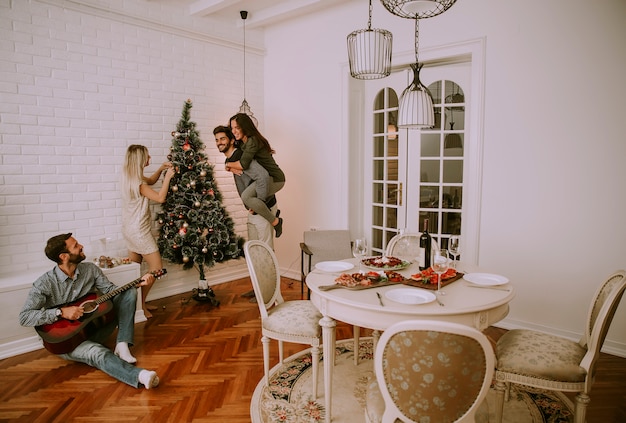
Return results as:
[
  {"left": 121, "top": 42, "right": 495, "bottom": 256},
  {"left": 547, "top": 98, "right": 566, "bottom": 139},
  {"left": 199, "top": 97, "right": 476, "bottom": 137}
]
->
[{"left": 309, "top": 226, "right": 318, "bottom": 231}]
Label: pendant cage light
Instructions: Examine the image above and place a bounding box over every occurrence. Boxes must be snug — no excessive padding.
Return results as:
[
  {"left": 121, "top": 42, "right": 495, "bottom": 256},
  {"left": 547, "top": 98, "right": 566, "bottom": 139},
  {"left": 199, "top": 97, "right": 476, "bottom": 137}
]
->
[
  {"left": 347, "top": 0, "right": 393, "bottom": 80},
  {"left": 380, "top": 0, "right": 458, "bottom": 20},
  {"left": 237, "top": 10, "right": 258, "bottom": 127},
  {"left": 397, "top": 19, "right": 434, "bottom": 129}
]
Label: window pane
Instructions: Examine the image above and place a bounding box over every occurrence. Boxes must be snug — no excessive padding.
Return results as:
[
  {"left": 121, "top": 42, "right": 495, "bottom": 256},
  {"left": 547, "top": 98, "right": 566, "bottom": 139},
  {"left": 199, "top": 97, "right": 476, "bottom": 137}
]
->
[
  {"left": 442, "top": 212, "right": 461, "bottom": 235},
  {"left": 373, "top": 183, "right": 384, "bottom": 203},
  {"left": 387, "top": 159, "right": 398, "bottom": 181},
  {"left": 442, "top": 186, "right": 462, "bottom": 209},
  {"left": 443, "top": 160, "right": 463, "bottom": 183},
  {"left": 387, "top": 183, "right": 399, "bottom": 205},
  {"left": 373, "top": 112, "right": 384, "bottom": 134},
  {"left": 387, "top": 137, "right": 398, "bottom": 157},
  {"left": 373, "top": 136, "right": 385, "bottom": 157},
  {"left": 444, "top": 133, "right": 463, "bottom": 157},
  {"left": 421, "top": 133, "right": 440, "bottom": 157},
  {"left": 386, "top": 207, "right": 398, "bottom": 228},
  {"left": 372, "top": 206, "right": 383, "bottom": 226},
  {"left": 420, "top": 160, "right": 440, "bottom": 183},
  {"left": 373, "top": 160, "right": 384, "bottom": 180},
  {"left": 420, "top": 185, "right": 439, "bottom": 207},
  {"left": 372, "top": 227, "right": 383, "bottom": 251},
  {"left": 389, "top": 90, "right": 399, "bottom": 108},
  {"left": 374, "top": 90, "right": 384, "bottom": 109}
]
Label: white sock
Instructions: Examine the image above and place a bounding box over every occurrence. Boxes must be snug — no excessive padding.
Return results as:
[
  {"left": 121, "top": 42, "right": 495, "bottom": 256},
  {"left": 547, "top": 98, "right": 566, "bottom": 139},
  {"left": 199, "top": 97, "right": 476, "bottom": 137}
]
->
[
  {"left": 138, "top": 370, "right": 159, "bottom": 389},
  {"left": 114, "top": 342, "right": 137, "bottom": 364}
]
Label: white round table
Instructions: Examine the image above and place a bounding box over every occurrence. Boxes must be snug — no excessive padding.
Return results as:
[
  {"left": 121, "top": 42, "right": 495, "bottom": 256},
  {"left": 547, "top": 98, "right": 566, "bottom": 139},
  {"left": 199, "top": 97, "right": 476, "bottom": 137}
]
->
[{"left": 306, "top": 259, "right": 515, "bottom": 423}]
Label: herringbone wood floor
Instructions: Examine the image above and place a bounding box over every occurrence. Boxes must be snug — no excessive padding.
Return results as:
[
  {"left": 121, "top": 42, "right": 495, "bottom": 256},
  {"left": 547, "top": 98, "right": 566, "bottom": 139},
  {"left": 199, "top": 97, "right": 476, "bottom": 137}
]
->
[{"left": 1, "top": 277, "right": 625, "bottom": 422}]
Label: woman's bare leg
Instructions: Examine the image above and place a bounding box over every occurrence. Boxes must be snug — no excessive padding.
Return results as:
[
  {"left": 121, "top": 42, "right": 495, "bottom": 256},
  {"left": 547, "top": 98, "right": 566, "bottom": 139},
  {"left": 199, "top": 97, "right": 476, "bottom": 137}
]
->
[
  {"left": 128, "top": 250, "right": 163, "bottom": 318},
  {"left": 140, "top": 251, "right": 164, "bottom": 318}
]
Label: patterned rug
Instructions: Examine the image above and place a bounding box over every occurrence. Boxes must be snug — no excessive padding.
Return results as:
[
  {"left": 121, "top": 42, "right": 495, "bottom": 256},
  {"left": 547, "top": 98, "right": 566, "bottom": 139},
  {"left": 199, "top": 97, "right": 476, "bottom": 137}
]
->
[{"left": 251, "top": 338, "right": 574, "bottom": 423}]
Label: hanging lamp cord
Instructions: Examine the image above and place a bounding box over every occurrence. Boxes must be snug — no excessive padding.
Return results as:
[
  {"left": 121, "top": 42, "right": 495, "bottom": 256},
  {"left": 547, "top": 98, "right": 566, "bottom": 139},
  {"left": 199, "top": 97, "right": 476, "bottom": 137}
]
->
[
  {"left": 242, "top": 12, "right": 247, "bottom": 100},
  {"left": 367, "top": 0, "right": 373, "bottom": 30},
  {"left": 414, "top": 18, "right": 420, "bottom": 64}
]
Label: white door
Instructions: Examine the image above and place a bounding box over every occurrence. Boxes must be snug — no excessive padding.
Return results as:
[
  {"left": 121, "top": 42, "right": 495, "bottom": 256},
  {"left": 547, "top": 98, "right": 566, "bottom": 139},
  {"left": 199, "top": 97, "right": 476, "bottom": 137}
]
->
[{"left": 364, "top": 60, "right": 471, "bottom": 254}]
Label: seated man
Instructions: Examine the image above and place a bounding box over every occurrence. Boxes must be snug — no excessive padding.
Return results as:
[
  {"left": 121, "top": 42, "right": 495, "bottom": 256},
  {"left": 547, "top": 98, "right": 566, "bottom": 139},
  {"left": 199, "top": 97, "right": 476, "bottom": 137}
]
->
[{"left": 19, "top": 233, "right": 160, "bottom": 389}]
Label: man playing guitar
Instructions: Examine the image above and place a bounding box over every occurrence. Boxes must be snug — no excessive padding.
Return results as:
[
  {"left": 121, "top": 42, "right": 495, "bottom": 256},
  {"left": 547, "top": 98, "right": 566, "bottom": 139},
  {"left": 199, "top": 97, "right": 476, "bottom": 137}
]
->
[{"left": 19, "top": 233, "right": 160, "bottom": 389}]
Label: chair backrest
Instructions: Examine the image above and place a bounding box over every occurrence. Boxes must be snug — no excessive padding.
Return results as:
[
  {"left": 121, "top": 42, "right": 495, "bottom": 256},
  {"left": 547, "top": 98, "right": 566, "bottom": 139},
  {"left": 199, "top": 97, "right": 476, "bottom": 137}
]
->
[
  {"left": 303, "top": 230, "right": 352, "bottom": 266},
  {"left": 244, "top": 240, "right": 284, "bottom": 319},
  {"left": 579, "top": 270, "right": 626, "bottom": 387},
  {"left": 385, "top": 233, "right": 421, "bottom": 259},
  {"left": 375, "top": 320, "right": 495, "bottom": 423}
]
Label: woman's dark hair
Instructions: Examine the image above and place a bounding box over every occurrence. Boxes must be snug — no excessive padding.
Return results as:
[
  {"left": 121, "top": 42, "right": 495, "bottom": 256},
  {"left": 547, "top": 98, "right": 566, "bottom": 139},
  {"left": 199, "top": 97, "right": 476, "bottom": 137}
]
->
[
  {"left": 45, "top": 233, "right": 72, "bottom": 263},
  {"left": 229, "top": 113, "right": 275, "bottom": 154}
]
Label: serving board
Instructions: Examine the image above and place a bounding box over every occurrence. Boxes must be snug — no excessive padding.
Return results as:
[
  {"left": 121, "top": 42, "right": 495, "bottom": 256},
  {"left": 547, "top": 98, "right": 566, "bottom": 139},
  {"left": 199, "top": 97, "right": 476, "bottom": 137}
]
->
[{"left": 318, "top": 273, "right": 464, "bottom": 291}]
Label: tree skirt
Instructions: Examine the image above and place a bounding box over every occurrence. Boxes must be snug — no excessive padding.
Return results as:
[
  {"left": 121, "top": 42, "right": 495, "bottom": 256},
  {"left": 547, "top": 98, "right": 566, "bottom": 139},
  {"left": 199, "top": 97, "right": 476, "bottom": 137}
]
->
[{"left": 250, "top": 338, "right": 574, "bottom": 423}]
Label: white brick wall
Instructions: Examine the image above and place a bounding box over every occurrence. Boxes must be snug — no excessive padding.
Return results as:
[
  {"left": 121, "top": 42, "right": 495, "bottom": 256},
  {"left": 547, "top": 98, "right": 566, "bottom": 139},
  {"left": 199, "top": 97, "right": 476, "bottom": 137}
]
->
[{"left": 0, "top": 0, "right": 263, "bottom": 275}]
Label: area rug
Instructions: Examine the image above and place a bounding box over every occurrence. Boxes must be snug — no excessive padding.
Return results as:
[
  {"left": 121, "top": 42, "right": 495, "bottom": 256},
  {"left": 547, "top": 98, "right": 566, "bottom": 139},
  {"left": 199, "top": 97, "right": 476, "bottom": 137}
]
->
[{"left": 250, "top": 338, "right": 574, "bottom": 423}]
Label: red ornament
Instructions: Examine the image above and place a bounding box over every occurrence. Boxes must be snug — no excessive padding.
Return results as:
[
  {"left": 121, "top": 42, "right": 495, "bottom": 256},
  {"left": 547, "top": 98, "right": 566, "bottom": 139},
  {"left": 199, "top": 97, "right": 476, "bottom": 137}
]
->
[{"left": 183, "top": 141, "right": 190, "bottom": 151}]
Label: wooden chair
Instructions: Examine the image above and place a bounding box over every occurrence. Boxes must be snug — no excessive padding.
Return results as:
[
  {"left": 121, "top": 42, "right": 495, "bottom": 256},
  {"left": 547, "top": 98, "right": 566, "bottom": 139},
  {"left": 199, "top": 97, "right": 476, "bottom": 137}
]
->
[
  {"left": 244, "top": 240, "right": 322, "bottom": 397},
  {"left": 300, "top": 230, "right": 352, "bottom": 299},
  {"left": 365, "top": 320, "right": 494, "bottom": 423},
  {"left": 494, "top": 270, "right": 626, "bottom": 423}
]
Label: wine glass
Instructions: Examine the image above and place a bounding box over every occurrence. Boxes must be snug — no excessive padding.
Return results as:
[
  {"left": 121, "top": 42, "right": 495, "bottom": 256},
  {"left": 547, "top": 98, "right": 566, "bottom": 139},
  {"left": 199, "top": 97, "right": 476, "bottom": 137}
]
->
[
  {"left": 432, "top": 249, "right": 449, "bottom": 296},
  {"left": 352, "top": 238, "right": 368, "bottom": 273},
  {"left": 448, "top": 236, "right": 460, "bottom": 269}
]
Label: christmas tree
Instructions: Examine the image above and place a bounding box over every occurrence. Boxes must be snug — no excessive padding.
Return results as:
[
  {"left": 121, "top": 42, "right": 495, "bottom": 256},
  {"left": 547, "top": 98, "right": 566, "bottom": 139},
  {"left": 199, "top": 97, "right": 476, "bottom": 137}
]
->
[{"left": 157, "top": 99, "right": 244, "bottom": 305}]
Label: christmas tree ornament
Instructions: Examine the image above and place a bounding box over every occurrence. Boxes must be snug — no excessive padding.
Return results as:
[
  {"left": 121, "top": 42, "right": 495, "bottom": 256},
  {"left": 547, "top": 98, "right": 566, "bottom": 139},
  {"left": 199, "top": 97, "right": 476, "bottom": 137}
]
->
[
  {"left": 200, "top": 170, "right": 206, "bottom": 177},
  {"left": 194, "top": 201, "right": 201, "bottom": 208},
  {"left": 183, "top": 222, "right": 189, "bottom": 228},
  {"left": 172, "top": 185, "right": 178, "bottom": 192}
]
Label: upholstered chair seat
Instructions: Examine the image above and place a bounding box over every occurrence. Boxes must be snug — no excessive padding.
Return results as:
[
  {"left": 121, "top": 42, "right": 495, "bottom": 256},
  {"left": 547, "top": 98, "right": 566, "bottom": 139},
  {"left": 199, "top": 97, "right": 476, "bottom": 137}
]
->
[{"left": 496, "top": 329, "right": 587, "bottom": 383}]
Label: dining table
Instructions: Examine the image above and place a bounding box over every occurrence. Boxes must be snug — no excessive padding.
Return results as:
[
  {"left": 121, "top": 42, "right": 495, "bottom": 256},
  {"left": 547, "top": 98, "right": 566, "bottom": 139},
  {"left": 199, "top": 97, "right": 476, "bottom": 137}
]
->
[{"left": 306, "top": 258, "right": 515, "bottom": 423}]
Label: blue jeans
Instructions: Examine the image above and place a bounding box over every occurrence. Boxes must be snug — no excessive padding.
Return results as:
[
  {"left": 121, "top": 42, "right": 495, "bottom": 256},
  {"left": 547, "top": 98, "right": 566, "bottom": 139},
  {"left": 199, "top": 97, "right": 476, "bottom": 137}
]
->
[{"left": 59, "top": 288, "right": 143, "bottom": 388}]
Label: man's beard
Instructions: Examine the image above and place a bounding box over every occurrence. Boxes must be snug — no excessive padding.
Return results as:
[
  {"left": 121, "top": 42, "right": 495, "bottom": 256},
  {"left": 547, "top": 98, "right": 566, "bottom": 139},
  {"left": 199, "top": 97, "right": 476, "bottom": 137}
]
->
[{"left": 68, "top": 251, "right": 86, "bottom": 264}]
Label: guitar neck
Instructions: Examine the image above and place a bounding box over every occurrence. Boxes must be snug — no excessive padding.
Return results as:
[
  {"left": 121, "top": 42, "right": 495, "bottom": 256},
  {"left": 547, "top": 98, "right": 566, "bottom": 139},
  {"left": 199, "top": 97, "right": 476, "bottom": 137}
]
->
[{"left": 95, "top": 269, "right": 166, "bottom": 305}]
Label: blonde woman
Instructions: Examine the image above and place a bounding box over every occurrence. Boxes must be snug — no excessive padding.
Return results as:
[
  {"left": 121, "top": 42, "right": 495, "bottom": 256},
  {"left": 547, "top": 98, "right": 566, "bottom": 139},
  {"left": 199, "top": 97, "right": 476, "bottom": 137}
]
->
[{"left": 121, "top": 145, "right": 175, "bottom": 318}]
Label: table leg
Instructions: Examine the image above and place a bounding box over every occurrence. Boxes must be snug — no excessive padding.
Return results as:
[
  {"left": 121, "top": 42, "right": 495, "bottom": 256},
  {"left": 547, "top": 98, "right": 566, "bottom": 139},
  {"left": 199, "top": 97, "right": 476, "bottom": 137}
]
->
[
  {"left": 319, "top": 315, "right": 336, "bottom": 423},
  {"left": 353, "top": 325, "right": 360, "bottom": 365}
]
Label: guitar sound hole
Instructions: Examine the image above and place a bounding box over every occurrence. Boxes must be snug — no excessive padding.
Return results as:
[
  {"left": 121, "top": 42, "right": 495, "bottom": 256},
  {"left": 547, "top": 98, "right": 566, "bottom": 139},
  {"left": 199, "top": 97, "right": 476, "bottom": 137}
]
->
[{"left": 81, "top": 301, "right": 99, "bottom": 314}]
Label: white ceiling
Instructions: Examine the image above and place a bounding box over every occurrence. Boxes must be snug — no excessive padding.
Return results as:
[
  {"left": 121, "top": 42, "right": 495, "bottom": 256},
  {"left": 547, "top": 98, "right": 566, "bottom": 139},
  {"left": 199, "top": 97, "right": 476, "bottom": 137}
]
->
[{"left": 183, "top": 0, "right": 353, "bottom": 29}]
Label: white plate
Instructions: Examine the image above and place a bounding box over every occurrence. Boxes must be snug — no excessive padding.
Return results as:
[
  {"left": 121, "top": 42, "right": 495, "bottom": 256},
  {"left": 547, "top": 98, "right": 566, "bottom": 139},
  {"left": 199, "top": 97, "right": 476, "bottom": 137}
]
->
[
  {"left": 385, "top": 288, "right": 436, "bottom": 305},
  {"left": 315, "top": 261, "right": 354, "bottom": 273},
  {"left": 463, "top": 273, "right": 509, "bottom": 286}
]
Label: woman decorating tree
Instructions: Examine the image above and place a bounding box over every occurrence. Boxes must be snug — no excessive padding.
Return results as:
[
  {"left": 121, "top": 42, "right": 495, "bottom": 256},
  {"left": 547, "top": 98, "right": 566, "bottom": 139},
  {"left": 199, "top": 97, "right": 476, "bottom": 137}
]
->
[
  {"left": 121, "top": 145, "right": 175, "bottom": 317},
  {"left": 227, "top": 113, "right": 285, "bottom": 237}
]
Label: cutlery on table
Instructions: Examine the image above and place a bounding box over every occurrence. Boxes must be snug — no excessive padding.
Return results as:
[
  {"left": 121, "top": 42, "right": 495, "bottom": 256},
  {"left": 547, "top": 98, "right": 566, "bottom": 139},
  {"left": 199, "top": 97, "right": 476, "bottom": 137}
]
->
[
  {"left": 376, "top": 292, "right": 385, "bottom": 307},
  {"left": 436, "top": 297, "right": 445, "bottom": 307}
]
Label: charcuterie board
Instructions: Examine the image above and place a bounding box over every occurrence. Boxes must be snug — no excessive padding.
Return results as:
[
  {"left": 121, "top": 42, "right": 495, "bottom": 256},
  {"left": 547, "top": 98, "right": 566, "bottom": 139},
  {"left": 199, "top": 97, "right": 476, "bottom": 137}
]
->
[{"left": 318, "top": 273, "right": 464, "bottom": 291}]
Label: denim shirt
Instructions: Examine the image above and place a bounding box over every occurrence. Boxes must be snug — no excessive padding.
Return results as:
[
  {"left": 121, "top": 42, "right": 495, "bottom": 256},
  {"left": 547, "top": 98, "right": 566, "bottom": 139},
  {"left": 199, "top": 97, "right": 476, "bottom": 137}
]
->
[{"left": 18, "top": 262, "right": 116, "bottom": 327}]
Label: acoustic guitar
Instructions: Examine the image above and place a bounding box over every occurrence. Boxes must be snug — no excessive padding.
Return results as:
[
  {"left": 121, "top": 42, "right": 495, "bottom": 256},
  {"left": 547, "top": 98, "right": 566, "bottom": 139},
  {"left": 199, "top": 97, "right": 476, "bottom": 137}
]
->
[{"left": 35, "top": 269, "right": 167, "bottom": 354}]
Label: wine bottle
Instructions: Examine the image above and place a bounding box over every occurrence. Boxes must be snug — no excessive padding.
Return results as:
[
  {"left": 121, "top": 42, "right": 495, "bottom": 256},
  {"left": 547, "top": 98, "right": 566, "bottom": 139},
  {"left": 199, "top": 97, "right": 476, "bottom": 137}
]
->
[{"left": 419, "top": 219, "right": 432, "bottom": 270}]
